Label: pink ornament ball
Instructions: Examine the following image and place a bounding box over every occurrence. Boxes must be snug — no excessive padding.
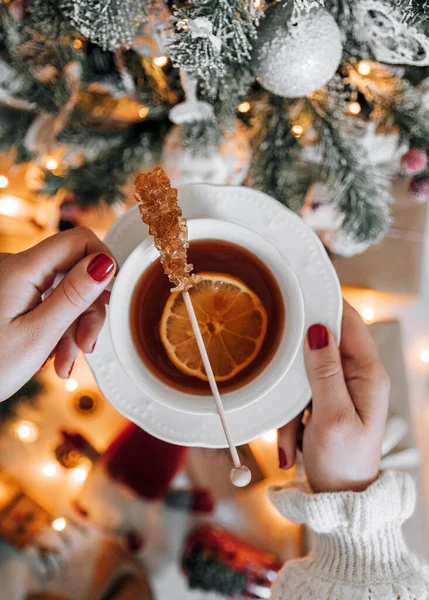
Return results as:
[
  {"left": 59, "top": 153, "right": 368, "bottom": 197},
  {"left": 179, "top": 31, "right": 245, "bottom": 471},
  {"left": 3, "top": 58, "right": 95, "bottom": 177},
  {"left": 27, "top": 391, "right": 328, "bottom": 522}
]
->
[
  {"left": 400, "top": 148, "right": 428, "bottom": 176},
  {"left": 410, "top": 177, "right": 429, "bottom": 203}
]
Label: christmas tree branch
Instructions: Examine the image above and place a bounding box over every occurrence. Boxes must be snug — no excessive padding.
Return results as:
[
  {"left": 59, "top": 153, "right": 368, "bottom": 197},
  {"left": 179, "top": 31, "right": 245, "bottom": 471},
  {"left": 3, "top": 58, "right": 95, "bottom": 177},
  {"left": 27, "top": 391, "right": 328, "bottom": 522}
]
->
[
  {"left": 394, "top": 0, "right": 429, "bottom": 31},
  {"left": 60, "top": 0, "right": 153, "bottom": 51},
  {"left": 43, "top": 121, "right": 167, "bottom": 206},
  {"left": 169, "top": 0, "right": 263, "bottom": 101},
  {"left": 249, "top": 96, "right": 318, "bottom": 214},
  {"left": 0, "top": 107, "right": 34, "bottom": 163},
  {"left": 308, "top": 96, "right": 392, "bottom": 243}
]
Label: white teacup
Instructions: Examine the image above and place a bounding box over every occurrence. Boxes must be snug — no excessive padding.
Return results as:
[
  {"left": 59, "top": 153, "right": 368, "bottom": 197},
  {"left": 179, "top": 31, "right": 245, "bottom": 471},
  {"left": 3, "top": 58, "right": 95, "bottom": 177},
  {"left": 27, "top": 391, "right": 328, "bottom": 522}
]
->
[{"left": 109, "top": 219, "right": 304, "bottom": 415}]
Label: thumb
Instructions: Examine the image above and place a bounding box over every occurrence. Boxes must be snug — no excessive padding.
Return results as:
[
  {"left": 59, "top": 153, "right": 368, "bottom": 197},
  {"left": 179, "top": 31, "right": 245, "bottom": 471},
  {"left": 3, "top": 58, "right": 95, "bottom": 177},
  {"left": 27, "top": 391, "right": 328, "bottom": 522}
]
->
[
  {"left": 304, "top": 324, "right": 351, "bottom": 422},
  {"left": 31, "top": 253, "right": 115, "bottom": 345}
]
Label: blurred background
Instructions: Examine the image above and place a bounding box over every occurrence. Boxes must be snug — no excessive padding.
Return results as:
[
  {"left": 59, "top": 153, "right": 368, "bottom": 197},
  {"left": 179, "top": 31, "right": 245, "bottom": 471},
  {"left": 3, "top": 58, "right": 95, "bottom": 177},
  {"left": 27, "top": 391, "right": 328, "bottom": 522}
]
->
[{"left": 0, "top": 0, "right": 429, "bottom": 598}]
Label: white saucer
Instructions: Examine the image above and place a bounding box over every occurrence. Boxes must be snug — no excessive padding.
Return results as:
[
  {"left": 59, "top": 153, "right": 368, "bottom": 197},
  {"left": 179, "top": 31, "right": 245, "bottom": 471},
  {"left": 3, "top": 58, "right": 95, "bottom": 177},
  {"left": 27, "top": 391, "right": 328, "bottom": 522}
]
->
[{"left": 86, "top": 184, "right": 342, "bottom": 448}]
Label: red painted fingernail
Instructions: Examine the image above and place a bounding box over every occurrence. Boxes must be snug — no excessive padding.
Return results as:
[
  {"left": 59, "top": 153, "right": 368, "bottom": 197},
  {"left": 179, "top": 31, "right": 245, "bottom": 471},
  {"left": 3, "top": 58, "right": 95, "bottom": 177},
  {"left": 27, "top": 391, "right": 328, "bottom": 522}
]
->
[
  {"left": 90, "top": 341, "right": 96, "bottom": 353},
  {"left": 68, "top": 361, "right": 75, "bottom": 378},
  {"left": 278, "top": 447, "right": 287, "bottom": 469},
  {"left": 40, "top": 357, "right": 49, "bottom": 371},
  {"left": 87, "top": 253, "right": 115, "bottom": 283},
  {"left": 40, "top": 351, "right": 55, "bottom": 371},
  {"left": 308, "top": 324, "right": 329, "bottom": 350}
]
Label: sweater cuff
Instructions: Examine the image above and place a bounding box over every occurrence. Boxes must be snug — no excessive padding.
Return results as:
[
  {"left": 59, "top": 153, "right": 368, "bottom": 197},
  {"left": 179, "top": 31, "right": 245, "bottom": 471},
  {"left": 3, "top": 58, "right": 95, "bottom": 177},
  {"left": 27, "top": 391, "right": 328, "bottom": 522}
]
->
[
  {"left": 269, "top": 472, "right": 415, "bottom": 534},
  {"left": 269, "top": 472, "right": 417, "bottom": 584}
]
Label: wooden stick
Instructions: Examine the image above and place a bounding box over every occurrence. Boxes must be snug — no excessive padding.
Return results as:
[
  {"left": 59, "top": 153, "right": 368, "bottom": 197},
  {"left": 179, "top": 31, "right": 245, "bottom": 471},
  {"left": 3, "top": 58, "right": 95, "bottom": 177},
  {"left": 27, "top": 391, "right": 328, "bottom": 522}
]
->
[{"left": 182, "top": 291, "right": 251, "bottom": 487}]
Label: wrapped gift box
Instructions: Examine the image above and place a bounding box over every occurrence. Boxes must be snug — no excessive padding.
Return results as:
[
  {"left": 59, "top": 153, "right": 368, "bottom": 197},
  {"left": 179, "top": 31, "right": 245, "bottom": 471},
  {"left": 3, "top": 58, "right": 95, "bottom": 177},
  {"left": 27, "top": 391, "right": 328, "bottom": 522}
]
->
[
  {"left": 182, "top": 524, "right": 283, "bottom": 599},
  {"left": 332, "top": 178, "right": 428, "bottom": 297}
]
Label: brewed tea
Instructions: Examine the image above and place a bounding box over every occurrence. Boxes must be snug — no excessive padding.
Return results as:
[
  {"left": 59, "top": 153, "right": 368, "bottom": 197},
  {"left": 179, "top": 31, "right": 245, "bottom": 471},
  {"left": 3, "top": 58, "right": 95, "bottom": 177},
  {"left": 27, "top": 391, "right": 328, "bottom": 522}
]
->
[{"left": 130, "top": 239, "right": 285, "bottom": 395}]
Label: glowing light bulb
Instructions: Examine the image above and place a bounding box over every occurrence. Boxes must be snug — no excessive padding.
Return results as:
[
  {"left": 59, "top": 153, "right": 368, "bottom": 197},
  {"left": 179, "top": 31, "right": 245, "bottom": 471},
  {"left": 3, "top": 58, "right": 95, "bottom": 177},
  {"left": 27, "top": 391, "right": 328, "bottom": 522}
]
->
[
  {"left": 52, "top": 518, "right": 67, "bottom": 532},
  {"left": 153, "top": 56, "right": 168, "bottom": 67},
  {"left": 0, "top": 195, "right": 24, "bottom": 217},
  {"left": 15, "top": 421, "right": 39, "bottom": 443},
  {"left": 65, "top": 378, "right": 78, "bottom": 392},
  {"left": 291, "top": 124, "right": 304, "bottom": 138},
  {"left": 358, "top": 61, "right": 371, "bottom": 76},
  {"left": 0, "top": 175, "right": 9, "bottom": 188},
  {"left": 42, "top": 463, "right": 58, "bottom": 478},
  {"left": 45, "top": 158, "right": 58, "bottom": 171},
  {"left": 262, "top": 429, "right": 277, "bottom": 443},
  {"left": 177, "top": 19, "right": 188, "bottom": 31},
  {"left": 138, "top": 105, "right": 149, "bottom": 119},
  {"left": 238, "top": 101, "right": 251, "bottom": 114},
  {"left": 361, "top": 307, "right": 375, "bottom": 323},
  {"left": 420, "top": 350, "right": 429, "bottom": 364},
  {"left": 348, "top": 101, "right": 362, "bottom": 115},
  {"left": 71, "top": 466, "right": 88, "bottom": 483},
  {"left": 73, "top": 39, "right": 83, "bottom": 49},
  {"left": 254, "top": 0, "right": 262, "bottom": 7}
]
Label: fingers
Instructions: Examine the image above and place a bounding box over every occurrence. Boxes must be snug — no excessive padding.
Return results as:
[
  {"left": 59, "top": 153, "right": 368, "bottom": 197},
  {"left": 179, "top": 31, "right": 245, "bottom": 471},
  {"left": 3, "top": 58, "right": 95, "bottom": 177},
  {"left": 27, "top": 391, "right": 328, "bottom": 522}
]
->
[
  {"left": 340, "top": 301, "right": 380, "bottom": 367},
  {"left": 54, "top": 320, "right": 79, "bottom": 379},
  {"left": 76, "top": 297, "right": 106, "bottom": 354},
  {"left": 29, "top": 252, "right": 115, "bottom": 350},
  {"left": 340, "top": 301, "right": 390, "bottom": 425},
  {"left": 304, "top": 324, "right": 352, "bottom": 423},
  {"left": 16, "top": 227, "right": 113, "bottom": 294},
  {"left": 277, "top": 413, "right": 302, "bottom": 470}
]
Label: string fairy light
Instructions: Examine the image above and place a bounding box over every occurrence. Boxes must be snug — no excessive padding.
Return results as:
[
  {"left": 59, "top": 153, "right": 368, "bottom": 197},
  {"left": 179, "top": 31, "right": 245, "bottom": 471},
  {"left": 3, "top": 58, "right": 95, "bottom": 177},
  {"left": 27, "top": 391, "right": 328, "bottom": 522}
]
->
[
  {"left": 52, "top": 517, "right": 67, "bottom": 532},
  {"left": 348, "top": 101, "right": 362, "bottom": 115},
  {"left": 0, "top": 195, "right": 24, "bottom": 217},
  {"left": 361, "top": 307, "right": 375, "bottom": 323},
  {"left": 138, "top": 104, "right": 149, "bottom": 119},
  {"left": 70, "top": 466, "right": 89, "bottom": 483},
  {"left": 65, "top": 378, "right": 78, "bottom": 392},
  {"left": 45, "top": 158, "right": 58, "bottom": 171},
  {"left": 291, "top": 124, "right": 304, "bottom": 138},
  {"left": 42, "top": 462, "right": 59, "bottom": 478},
  {"left": 154, "top": 56, "right": 168, "bottom": 67},
  {"left": 357, "top": 60, "right": 371, "bottom": 76},
  {"left": 238, "top": 101, "right": 251, "bottom": 113},
  {"left": 73, "top": 39, "right": 83, "bottom": 50},
  {"left": 0, "top": 175, "right": 9, "bottom": 188},
  {"left": 15, "top": 420, "right": 39, "bottom": 443}
]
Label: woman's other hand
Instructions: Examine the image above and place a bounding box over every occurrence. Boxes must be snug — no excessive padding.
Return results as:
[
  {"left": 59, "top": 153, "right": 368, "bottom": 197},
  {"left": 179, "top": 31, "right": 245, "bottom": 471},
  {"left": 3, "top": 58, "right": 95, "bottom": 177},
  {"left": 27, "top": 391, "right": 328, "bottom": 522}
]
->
[{"left": 0, "top": 227, "right": 116, "bottom": 401}]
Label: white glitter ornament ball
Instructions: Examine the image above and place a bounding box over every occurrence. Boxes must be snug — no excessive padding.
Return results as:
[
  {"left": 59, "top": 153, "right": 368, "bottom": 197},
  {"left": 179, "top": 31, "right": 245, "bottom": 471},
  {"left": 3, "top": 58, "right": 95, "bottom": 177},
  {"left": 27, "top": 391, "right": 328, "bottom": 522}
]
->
[{"left": 252, "top": 4, "right": 343, "bottom": 98}]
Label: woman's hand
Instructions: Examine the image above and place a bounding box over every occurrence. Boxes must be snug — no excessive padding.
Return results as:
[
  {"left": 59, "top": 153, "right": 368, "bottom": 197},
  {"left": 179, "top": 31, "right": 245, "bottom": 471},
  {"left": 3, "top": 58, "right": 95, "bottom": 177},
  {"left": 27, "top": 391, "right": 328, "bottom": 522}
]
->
[
  {"left": 0, "top": 227, "right": 116, "bottom": 401},
  {"left": 278, "top": 301, "right": 390, "bottom": 493}
]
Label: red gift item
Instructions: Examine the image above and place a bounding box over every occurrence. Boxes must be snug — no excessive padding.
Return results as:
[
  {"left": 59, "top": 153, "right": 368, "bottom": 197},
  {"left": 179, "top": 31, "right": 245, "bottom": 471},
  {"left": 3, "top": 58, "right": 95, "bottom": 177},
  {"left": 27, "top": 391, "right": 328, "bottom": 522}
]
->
[
  {"left": 102, "top": 423, "right": 188, "bottom": 500},
  {"left": 182, "top": 525, "right": 282, "bottom": 599}
]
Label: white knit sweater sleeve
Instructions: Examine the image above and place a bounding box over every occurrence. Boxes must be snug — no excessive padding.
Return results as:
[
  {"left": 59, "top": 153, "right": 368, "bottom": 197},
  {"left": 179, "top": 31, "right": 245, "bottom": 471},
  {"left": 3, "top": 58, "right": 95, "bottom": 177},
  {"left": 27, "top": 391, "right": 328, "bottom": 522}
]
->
[{"left": 268, "top": 472, "right": 429, "bottom": 600}]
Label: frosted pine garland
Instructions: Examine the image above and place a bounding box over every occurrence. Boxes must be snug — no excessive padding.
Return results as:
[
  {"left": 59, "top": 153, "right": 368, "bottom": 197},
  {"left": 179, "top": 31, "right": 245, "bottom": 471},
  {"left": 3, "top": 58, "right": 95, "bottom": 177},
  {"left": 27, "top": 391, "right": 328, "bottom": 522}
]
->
[
  {"left": 169, "top": 0, "right": 264, "bottom": 91},
  {"left": 60, "top": 0, "right": 151, "bottom": 50}
]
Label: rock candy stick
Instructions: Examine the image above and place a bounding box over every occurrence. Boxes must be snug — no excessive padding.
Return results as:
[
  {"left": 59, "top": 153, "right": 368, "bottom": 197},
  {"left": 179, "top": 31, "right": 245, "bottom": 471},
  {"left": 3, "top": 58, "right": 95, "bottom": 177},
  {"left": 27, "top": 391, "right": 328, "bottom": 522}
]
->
[
  {"left": 134, "top": 167, "right": 201, "bottom": 293},
  {"left": 134, "top": 168, "right": 252, "bottom": 488}
]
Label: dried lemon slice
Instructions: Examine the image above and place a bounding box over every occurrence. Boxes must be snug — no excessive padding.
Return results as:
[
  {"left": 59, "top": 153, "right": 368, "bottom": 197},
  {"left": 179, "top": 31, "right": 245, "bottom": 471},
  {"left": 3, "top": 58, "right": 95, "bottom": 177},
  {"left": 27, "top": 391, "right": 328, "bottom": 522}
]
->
[{"left": 160, "top": 272, "right": 268, "bottom": 382}]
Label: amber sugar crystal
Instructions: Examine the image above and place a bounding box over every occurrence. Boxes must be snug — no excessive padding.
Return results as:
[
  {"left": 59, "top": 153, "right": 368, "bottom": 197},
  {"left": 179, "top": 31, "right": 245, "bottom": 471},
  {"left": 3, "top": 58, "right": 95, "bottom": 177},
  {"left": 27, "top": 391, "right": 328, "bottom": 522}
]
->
[{"left": 134, "top": 167, "right": 201, "bottom": 292}]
